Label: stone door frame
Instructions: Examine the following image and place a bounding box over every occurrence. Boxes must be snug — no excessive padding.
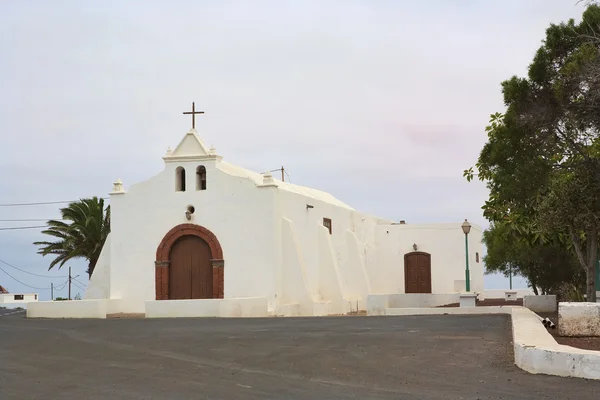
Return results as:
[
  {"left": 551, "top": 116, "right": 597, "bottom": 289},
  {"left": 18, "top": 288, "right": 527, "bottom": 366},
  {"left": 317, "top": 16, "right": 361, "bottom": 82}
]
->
[{"left": 155, "top": 223, "right": 224, "bottom": 300}]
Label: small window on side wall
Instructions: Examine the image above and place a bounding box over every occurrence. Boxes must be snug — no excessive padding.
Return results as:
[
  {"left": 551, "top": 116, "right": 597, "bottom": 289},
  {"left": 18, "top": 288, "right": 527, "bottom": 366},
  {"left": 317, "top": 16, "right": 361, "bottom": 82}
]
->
[
  {"left": 196, "top": 166, "right": 206, "bottom": 190},
  {"left": 323, "top": 218, "right": 332, "bottom": 235},
  {"left": 176, "top": 166, "right": 186, "bottom": 192},
  {"left": 476, "top": 252, "right": 479, "bottom": 263},
  {"left": 14, "top": 294, "right": 24, "bottom": 300}
]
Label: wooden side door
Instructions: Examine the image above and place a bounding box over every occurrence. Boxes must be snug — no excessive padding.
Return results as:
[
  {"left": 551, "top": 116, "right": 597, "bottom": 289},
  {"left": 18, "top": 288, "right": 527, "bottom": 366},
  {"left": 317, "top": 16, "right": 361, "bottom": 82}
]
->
[
  {"left": 417, "top": 253, "right": 432, "bottom": 293},
  {"left": 404, "top": 252, "right": 432, "bottom": 294}
]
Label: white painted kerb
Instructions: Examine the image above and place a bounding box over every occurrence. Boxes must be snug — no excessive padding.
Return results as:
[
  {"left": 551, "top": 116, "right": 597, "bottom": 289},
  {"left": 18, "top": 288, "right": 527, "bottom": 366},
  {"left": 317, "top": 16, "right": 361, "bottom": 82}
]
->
[{"left": 512, "top": 307, "right": 600, "bottom": 380}]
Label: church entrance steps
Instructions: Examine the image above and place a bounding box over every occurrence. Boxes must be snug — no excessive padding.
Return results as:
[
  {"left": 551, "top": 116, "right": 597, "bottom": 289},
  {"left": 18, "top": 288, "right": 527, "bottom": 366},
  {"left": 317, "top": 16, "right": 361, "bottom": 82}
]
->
[
  {"left": 145, "top": 297, "right": 268, "bottom": 318},
  {"left": 276, "top": 301, "right": 337, "bottom": 316},
  {"left": 312, "top": 301, "right": 331, "bottom": 316},
  {"left": 366, "top": 294, "right": 461, "bottom": 316},
  {"left": 278, "top": 303, "right": 301, "bottom": 316},
  {"left": 28, "top": 297, "right": 268, "bottom": 319}
]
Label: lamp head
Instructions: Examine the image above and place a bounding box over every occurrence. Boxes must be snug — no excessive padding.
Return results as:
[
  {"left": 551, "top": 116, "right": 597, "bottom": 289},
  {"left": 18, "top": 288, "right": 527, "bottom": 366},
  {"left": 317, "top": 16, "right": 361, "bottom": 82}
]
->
[{"left": 461, "top": 219, "right": 472, "bottom": 235}]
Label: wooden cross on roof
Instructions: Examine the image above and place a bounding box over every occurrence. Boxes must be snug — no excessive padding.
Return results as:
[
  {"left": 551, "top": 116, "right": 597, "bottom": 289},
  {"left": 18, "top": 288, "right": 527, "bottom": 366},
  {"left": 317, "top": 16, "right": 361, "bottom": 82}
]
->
[{"left": 183, "top": 102, "right": 204, "bottom": 129}]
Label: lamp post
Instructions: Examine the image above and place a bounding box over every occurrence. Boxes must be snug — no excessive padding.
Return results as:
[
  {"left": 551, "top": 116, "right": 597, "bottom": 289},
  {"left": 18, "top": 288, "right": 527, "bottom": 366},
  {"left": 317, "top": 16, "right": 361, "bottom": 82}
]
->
[{"left": 461, "top": 219, "right": 472, "bottom": 292}]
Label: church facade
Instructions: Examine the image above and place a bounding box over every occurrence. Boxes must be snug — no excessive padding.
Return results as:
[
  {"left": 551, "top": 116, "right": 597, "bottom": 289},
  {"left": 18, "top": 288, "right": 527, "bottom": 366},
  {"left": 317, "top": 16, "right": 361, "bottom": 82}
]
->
[{"left": 82, "top": 126, "right": 484, "bottom": 317}]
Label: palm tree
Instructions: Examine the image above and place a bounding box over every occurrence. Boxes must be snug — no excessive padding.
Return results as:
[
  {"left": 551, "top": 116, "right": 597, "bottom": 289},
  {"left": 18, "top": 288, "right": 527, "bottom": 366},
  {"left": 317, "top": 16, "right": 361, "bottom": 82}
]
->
[{"left": 34, "top": 197, "right": 110, "bottom": 279}]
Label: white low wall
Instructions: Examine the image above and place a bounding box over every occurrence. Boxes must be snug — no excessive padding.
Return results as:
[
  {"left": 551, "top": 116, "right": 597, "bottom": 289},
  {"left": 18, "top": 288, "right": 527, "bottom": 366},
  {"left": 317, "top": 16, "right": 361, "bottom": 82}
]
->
[
  {"left": 145, "top": 297, "right": 268, "bottom": 318},
  {"left": 27, "top": 300, "right": 107, "bottom": 319},
  {"left": 367, "top": 294, "right": 459, "bottom": 316},
  {"left": 524, "top": 295, "right": 557, "bottom": 313},
  {"left": 558, "top": 302, "right": 600, "bottom": 337},
  {"left": 106, "top": 298, "right": 146, "bottom": 314}
]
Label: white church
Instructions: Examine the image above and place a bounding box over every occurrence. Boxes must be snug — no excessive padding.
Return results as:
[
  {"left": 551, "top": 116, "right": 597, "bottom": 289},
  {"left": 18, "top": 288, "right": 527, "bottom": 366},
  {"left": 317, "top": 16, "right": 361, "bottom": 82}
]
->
[{"left": 29, "top": 107, "right": 484, "bottom": 318}]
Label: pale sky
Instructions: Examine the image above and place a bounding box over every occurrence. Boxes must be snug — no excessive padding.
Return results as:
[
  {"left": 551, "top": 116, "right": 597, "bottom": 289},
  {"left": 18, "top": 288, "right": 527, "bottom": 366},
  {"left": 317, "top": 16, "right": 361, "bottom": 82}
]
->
[{"left": 0, "top": 0, "right": 588, "bottom": 299}]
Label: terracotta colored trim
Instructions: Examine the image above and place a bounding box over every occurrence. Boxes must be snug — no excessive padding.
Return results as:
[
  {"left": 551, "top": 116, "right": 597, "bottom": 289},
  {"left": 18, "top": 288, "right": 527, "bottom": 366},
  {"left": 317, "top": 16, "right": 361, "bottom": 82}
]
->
[{"left": 155, "top": 223, "right": 224, "bottom": 300}]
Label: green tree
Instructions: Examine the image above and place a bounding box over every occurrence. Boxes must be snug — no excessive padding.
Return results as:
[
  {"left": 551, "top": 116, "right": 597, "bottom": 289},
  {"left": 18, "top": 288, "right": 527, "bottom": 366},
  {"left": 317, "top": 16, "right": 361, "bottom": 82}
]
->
[
  {"left": 466, "top": 4, "right": 600, "bottom": 301},
  {"left": 483, "top": 222, "right": 584, "bottom": 296},
  {"left": 34, "top": 197, "right": 110, "bottom": 279}
]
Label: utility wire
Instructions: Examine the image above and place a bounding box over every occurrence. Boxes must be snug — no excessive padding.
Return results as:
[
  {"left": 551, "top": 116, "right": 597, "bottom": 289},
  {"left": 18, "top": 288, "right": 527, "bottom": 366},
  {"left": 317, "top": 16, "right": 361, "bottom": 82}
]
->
[
  {"left": 0, "top": 226, "right": 47, "bottom": 231},
  {"left": 0, "top": 265, "right": 51, "bottom": 291},
  {"left": 0, "top": 198, "right": 109, "bottom": 207},
  {"left": 71, "top": 280, "right": 86, "bottom": 292},
  {"left": 0, "top": 259, "right": 68, "bottom": 278},
  {"left": 0, "top": 219, "right": 64, "bottom": 222},
  {"left": 54, "top": 280, "right": 69, "bottom": 292},
  {"left": 73, "top": 277, "right": 87, "bottom": 286}
]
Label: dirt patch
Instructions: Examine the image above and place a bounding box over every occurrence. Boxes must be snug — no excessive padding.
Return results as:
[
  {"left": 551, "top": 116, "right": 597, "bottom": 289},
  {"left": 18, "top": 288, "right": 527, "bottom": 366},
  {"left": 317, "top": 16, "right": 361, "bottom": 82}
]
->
[
  {"left": 537, "top": 311, "right": 600, "bottom": 351},
  {"left": 106, "top": 313, "right": 145, "bottom": 319},
  {"left": 436, "top": 298, "right": 523, "bottom": 308},
  {"left": 477, "top": 298, "right": 523, "bottom": 307}
]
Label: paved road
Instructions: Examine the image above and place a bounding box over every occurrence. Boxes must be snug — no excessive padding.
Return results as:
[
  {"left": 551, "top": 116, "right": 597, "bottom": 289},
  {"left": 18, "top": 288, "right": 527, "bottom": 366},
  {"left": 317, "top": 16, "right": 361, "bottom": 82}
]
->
[
  {"left": 0, "top": 307, "right": 25, "bottom": 317},
  {"left": 1, "top": 314, "right": 599, "bottom": 399}
]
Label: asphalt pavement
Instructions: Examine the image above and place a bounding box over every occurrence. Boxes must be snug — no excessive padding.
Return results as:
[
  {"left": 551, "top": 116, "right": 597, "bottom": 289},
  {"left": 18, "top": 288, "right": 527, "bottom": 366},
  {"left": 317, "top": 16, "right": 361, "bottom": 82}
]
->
[
  {"left": 0, "top": 307, "right": 25, "bottom": 317},
  {"left": 0, "top": 313, "right": 599, "bottom": 399}
]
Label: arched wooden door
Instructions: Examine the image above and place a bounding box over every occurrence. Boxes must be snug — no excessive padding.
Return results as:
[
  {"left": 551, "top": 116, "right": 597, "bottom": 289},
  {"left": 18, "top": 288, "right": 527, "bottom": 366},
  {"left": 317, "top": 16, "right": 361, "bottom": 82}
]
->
[
  {"left": 404, "top": 252, "right": 432, "bottom": 294},
  {"left": 169, "top": 235, "right": 213, "bottom": 299}
]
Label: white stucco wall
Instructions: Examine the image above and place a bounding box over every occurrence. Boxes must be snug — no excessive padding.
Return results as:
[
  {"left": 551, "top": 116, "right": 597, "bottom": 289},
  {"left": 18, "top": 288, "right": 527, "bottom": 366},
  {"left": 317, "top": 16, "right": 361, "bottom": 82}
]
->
[
  {"left": 85, "top": 234, "right": 111, "bottom": 300},
  {"left": 275, "top": 186, "right": 386, "bottom": 311}
]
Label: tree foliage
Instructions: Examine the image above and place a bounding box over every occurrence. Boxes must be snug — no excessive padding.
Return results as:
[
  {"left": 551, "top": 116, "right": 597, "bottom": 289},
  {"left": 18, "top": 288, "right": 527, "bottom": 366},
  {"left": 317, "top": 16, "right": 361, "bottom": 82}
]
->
[
  {"left": 34, "top": 197, "right": 110, "bottom": 279},
  {"left": 483, "top": 222, "right": 584, "bottom": 297},
  {"left": 466, "top": 4, "right": 600, "bottom": 301}
]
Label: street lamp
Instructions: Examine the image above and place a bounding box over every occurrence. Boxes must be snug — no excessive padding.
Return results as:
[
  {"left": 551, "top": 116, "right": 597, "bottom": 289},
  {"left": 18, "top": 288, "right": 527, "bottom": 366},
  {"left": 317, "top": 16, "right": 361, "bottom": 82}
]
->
[{"left": 461, "top": 219, "right": 472, "bottom": 292}]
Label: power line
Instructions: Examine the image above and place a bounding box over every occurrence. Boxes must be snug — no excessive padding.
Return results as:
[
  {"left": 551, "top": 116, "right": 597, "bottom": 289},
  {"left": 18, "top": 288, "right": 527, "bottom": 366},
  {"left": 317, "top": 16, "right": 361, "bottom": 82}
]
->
[
  {"left": 71, "top": 280, "right": 86, "bottom": 292},
  {"left": 0, "top": 198, "right": 109, "bottom": 207},
  {"left": 0, "top": 259, "right": 68, "bottom": 278},
  {"left": 0, "top": 226, "right": 47, "bottom": 231},
  {"left": 54, "top": 280, "right": 69, "bottom": 292},
  {"left": 0, "top": 265, "right": 51, "bottom": 291},
  {"left": 0, "top": 219, "right": 64, "bottom": 222},
  {"left": 71, "top": 279, "right": 85, "bottom": 292},
  {"left": 73, "top": 277, "right": 87, "bottom": 286}
]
